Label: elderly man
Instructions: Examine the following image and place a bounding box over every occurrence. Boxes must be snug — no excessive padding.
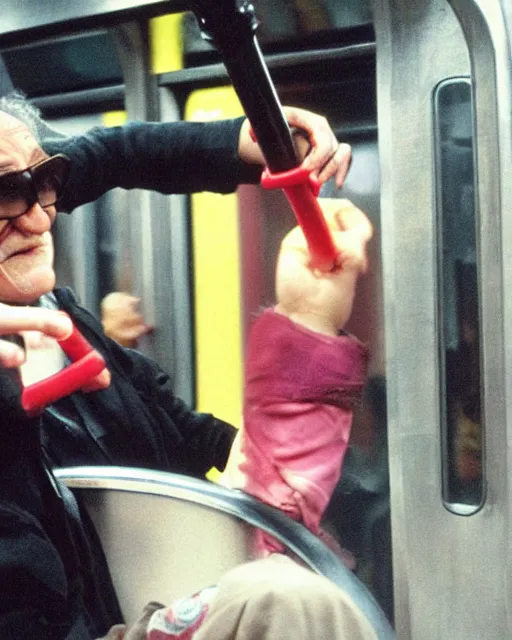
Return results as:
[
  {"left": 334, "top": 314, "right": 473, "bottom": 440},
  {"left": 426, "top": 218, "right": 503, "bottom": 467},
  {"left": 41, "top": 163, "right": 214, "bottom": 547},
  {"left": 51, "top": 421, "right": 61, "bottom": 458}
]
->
[{"left": 0, "top": 100, "right": 377, "bottom": 639}]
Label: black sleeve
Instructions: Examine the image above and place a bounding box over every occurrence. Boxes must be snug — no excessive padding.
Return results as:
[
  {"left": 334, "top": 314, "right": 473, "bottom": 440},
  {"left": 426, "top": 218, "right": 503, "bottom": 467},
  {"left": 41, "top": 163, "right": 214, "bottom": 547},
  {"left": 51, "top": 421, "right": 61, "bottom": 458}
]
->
[
  {"left": 43, "top": 118, "right": 262, "bottom": 213},
  {"left": 0, "top": 505, "right": 83, "bottom": 640},
  {"left": 0, "top": 368, "right": 88, "bottom": 638},
  {"left": 55, "top": 288, "right": 237, "bottom": 477},
  {"left": 118, "top": 345, "right": 237, "bottom": 476}
]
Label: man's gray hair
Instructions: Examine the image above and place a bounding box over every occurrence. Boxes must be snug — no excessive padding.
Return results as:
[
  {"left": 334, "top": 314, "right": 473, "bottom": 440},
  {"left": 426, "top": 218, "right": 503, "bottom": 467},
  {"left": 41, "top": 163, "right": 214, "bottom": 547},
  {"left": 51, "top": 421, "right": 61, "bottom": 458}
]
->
[
  {"left": 0, "top": 91, "right": 43, "bottom": 139},
  {"left": 0, "top": 90, "right": 65, "bottom": 143}
]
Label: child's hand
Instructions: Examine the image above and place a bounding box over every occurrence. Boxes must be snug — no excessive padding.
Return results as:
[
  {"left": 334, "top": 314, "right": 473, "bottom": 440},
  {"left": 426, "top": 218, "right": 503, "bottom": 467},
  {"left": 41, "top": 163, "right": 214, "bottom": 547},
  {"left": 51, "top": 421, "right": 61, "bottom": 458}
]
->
[{"left": 274, "top": 198, "right": 373, "bottom": 336}]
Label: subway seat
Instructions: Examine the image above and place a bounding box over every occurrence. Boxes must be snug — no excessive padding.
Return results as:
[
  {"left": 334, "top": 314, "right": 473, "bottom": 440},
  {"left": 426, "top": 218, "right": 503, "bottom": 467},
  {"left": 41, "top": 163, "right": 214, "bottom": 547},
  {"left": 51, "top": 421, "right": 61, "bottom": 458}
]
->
[{"left": 54, "top": 466, "right": 395, "bottom": 638}]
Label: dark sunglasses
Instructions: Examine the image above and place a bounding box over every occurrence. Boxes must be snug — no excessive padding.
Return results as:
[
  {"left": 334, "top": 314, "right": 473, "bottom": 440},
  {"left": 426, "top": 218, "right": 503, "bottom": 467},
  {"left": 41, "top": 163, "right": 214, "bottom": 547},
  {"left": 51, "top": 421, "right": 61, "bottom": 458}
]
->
[{"left": 0, "top": 154, "right": 71, "bottom": 221}]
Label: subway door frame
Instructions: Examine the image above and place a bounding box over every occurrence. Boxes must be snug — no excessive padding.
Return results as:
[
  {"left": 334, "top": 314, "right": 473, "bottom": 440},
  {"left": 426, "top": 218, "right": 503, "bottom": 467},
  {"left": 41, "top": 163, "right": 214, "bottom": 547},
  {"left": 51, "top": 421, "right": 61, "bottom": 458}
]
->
[{"left": 373, "top": 0, "right": 512, "bottom": 637}]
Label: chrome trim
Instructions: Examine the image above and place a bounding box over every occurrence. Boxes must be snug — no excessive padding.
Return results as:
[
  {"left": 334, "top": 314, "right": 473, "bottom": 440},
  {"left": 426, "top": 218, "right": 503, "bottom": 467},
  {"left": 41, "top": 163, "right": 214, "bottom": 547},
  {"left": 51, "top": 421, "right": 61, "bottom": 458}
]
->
[
  {"left": 432, "top": 76, "right": 484, "bottom": 514},
  {"left": 373, "top": 0, "right": 512, "bottom": 637}
]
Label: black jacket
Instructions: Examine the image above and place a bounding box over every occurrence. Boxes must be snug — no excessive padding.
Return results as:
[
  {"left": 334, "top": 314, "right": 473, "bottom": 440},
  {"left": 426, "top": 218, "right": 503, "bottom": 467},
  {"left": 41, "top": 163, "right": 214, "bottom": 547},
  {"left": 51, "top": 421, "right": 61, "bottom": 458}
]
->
[
  {"left": 0, "top": 358, "right": 119, "bottom": 639},
  {"left": 0, "top": 288, "right": 237, "bottom": 639},
  {"left": 44, "top": 287, "right": 236, "bottom": 476},
  {"left": 0, "top": 117, "right": 256, "bottom": 638}
]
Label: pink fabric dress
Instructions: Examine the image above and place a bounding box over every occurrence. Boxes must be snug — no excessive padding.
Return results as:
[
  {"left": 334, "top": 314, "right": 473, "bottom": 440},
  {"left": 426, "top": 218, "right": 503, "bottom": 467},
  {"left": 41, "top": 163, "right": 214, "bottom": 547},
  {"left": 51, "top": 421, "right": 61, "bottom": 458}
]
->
[
  {"left": 227, "top": 308, "right": 368, "bottom": 552},
  {"left": 143, "top": 308, "right": 368, "bottom": 640}
]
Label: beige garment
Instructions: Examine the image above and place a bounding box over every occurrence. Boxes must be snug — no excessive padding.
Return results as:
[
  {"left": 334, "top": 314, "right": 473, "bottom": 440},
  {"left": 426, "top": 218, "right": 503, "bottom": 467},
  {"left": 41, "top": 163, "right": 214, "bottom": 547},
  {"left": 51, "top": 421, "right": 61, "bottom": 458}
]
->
[
  {"left": 100, "top": 555, "right": 378, "bottom": 640},
  {"left": 193, "top": 554, "right": 378, "bottom": 640},
  {"left": 97, "top": 602, "right": 164, "bottom": 640}
]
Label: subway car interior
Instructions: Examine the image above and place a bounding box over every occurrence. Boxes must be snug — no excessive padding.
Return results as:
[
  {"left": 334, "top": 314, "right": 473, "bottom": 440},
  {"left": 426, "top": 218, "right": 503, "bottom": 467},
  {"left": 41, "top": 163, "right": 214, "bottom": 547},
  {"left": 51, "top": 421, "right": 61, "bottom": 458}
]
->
[{"left": 0, "top": 1, "right": 511, "bottom": 638}]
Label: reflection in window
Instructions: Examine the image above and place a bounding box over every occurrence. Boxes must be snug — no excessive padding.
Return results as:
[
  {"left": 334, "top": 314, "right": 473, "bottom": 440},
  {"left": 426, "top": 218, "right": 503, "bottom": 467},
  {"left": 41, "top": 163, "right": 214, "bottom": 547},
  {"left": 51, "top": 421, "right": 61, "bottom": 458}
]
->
[
  {"left": 434, "top": 78, "right": 483, "bottom": 514},
  {"left": 182, "top": 1, "right": 373, "bottom": 64},
  {"left": 255, "top": 0, "right": 373, "bottom": 36},
  {"left": 2, "top": 32, "right": 123, "bottom": 98}
]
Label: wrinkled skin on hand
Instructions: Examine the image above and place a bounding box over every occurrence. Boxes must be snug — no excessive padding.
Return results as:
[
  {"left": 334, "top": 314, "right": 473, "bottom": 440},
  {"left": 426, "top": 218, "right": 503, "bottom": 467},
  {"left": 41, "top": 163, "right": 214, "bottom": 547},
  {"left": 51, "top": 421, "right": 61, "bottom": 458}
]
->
[{"left": 0, "top": 304, "right": 110, "bottom": 392}]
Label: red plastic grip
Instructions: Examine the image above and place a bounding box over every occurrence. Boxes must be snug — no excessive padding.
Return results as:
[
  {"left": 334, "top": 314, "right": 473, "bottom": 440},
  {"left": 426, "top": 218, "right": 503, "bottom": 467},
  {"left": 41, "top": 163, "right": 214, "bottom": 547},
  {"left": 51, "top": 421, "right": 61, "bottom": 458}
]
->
[
  {"left": 21, "top": 323, "right": 107, "bottom": 415},
  {"left": 261, "top": 166, "right": 340, "bottom": 271},
  {"left": 58, "top": 324, "right": 94, "bottom": 360}
]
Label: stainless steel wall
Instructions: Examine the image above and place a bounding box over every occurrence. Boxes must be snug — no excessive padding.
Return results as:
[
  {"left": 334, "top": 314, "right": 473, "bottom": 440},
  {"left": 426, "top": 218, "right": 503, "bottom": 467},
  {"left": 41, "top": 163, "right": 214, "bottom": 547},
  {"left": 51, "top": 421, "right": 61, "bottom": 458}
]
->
[{"left": 373, "top": 0, "right": 512, "bottom": 637}]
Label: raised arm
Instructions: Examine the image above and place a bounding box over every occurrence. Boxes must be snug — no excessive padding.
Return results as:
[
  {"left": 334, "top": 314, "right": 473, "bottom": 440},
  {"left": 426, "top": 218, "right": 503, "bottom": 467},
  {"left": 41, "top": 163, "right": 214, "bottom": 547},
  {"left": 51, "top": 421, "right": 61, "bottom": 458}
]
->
[
  {"left": 45, "top": 110, "right": 351, "bottom": 213},
  {"left": 45, "top": 118, "right": 257, "bottom": 212},
  {"left": 223, "top": 198, "right": 373, "bottom": 554},
  {"left": 274, "top": 198, "right": 373, "bottom": 334}
]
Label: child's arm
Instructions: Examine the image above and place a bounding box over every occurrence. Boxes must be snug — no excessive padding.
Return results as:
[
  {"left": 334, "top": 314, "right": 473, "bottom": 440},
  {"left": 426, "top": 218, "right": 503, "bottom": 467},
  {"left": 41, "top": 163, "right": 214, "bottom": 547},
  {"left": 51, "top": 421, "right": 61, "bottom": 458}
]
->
[{"left": 222, "top": 198, "right": 373, "bottom": 553}]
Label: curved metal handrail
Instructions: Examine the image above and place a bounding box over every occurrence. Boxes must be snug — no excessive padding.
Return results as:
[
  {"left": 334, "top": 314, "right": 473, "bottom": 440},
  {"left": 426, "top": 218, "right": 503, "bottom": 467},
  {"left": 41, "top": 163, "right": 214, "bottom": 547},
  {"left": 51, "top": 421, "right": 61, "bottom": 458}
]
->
[{"left": 55, "top": 465, "right": 395, "bottom": 639}]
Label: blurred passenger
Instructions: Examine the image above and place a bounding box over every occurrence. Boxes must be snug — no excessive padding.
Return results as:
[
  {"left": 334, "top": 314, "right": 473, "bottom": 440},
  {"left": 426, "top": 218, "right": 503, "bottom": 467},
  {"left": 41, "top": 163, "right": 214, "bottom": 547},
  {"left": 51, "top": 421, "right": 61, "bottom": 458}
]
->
[
  {"left": 0, "top": 99, "right": 384, "bottom": 638},
  {"left": 101, "top": 291, "right": 152, "bottom": 348},
  {"left": 446, "top": 312, "right": 482, "bottom": 502},
  {"left": 343, "top": 376, "right": 389, "bottom": 499}
]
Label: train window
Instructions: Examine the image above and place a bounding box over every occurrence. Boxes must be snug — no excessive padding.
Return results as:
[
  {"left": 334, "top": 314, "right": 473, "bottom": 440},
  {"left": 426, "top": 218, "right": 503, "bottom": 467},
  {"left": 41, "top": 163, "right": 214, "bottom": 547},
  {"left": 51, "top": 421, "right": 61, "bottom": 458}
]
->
[
  {"left": 434, "top": 77, "right": 484, "bottom": 515},
  {"left": 1, "top": 31, "right": 123, "bottom": 98},
  {"left": 182, "top": 1, "right": 373, "bottom": 66}
]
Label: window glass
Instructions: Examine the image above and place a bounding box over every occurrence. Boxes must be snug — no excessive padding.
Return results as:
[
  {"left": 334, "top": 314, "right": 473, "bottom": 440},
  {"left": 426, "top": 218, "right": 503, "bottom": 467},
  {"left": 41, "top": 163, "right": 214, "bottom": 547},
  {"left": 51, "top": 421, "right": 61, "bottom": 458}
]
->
[
  {"left": 2, "top": 32, "right": 123, "bottom": 97},
  {"left": 434, "top": 78, "right": 484, "bottom": 514},
  {"left": 182, "top": 1, "right": 374, "bottom": 65}
]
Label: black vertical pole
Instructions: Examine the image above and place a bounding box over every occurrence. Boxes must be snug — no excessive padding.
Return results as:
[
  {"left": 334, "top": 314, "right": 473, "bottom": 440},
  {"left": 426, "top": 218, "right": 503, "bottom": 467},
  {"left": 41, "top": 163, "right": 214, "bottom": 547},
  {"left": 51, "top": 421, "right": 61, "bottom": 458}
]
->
[
  {"left": 189, "top": 0, "right": 340, "bottom": 271},
  {"left": 190, "top": 0, "right": 300, "bottom": 174}
]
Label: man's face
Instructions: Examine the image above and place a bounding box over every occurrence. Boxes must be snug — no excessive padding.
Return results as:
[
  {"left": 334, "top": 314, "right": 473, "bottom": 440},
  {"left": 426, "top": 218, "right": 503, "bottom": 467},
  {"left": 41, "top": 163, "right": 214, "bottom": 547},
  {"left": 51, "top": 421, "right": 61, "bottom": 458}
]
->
[{"left": 0, "top": 112, "right": 57, "bottom": 304}]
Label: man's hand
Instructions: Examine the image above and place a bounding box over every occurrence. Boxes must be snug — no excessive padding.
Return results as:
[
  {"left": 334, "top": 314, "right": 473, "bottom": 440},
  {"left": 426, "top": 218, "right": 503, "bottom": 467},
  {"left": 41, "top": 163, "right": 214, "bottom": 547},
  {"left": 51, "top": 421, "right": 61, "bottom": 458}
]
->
[
  {"left": 0, "top": 304, "right": 110, "bottom": 393},
  {"left": 238, "top": 106, "right": 352, "bottom": 188},
  {"left": 274, "top": 199, "right": 373, "bottom": 336},
  {"left": 0, "top": 304, "right": 72, "bottom": 367}
]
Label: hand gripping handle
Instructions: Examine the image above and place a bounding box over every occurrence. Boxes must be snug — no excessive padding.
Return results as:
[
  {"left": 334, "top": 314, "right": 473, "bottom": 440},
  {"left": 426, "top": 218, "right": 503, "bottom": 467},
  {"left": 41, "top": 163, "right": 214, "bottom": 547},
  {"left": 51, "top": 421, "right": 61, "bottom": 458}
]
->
[
  {"left": 21, "top": 322, "right": 107, "bottom": 415},
  {"left": 191, "top": 3, "right": 340, "bottom": 271},
  {"left": 261, "top": 166, "right": 340, "bottom": 272}
]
